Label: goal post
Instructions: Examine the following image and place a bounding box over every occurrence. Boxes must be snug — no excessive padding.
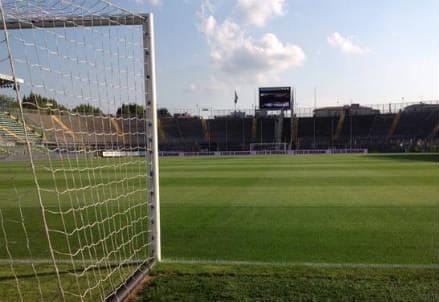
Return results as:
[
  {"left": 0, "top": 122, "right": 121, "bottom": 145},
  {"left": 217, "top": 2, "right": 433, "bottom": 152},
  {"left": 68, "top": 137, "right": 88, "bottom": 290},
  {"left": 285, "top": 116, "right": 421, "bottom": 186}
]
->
[
  {"left": 0, "top": 1, "right": 160, "bottom": 301},
  {"left": 143, "top": 14, "right": 161, "bottom": 265}
]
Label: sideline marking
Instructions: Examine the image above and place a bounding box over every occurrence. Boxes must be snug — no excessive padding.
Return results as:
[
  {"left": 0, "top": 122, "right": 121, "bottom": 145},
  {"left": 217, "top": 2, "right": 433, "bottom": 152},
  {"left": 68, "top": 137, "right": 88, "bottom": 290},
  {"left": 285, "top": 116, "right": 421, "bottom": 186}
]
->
[{"left": 162, "top": 258, "right": 439, "bottom": 269}]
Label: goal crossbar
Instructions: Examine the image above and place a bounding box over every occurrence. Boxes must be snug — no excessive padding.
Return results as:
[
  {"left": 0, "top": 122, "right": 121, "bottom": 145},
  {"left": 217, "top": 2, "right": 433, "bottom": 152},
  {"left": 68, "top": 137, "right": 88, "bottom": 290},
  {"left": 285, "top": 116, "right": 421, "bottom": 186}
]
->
[{"left": 0, "top": 14, "right": 148, "bottom": 30}]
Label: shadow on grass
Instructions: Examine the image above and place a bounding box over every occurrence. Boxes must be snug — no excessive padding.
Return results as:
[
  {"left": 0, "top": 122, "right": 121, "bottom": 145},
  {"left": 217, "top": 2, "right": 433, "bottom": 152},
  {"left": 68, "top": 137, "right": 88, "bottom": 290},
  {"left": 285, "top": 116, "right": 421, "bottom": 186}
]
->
[
  {"left": 0, "top": 269, "right": 71, "bottom": 282},
  {"left": 0, "top": 262, "right": 140, "bottom": 282},
  {"left": 367, "top": 153, "right": 439, "bottom": 163}
]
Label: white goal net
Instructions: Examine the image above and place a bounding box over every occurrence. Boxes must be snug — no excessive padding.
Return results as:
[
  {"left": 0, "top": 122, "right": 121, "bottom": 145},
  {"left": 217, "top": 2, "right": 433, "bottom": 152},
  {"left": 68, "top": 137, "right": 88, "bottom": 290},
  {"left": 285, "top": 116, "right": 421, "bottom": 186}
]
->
[{"left": 0, "top": 1, "right": 160, "bottom": 301}]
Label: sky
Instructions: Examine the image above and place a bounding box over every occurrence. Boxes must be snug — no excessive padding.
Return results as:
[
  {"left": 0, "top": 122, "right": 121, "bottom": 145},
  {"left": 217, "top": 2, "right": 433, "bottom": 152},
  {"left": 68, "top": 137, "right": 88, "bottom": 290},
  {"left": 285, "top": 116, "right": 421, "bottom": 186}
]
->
[{"left": 111, "top": 0, "right": 439, "bottom": 110}]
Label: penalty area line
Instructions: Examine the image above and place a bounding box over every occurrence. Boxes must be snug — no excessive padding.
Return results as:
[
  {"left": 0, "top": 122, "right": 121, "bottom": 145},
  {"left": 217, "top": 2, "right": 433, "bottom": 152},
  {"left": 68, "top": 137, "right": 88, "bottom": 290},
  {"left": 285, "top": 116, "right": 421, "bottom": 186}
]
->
[{"left": 161, "top": 258, "right": 439, "bottom": 270}]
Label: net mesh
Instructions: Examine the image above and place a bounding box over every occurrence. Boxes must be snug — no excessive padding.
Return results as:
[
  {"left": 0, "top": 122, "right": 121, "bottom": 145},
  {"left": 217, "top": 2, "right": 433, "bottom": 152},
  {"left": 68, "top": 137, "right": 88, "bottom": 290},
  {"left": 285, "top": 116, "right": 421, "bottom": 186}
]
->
[{"left": 0, "top": 1, "right": 156, "bottom": 301}]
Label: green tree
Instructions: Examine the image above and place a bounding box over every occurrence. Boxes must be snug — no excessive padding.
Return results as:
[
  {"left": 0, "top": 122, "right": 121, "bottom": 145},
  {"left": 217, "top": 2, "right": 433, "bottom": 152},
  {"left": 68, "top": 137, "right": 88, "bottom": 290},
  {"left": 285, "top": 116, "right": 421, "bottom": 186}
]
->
[
  {"left": 22, "top": 92, "right": 68, "bottom": 114},
  {"left": 158, "top": 108, "right": 172, "bottom": 118},
  {"left": 0, "top": 94, "right": 18, "bottom": 109},
  {"left": 72, "top": 104, "right": 103, "bottom": 115},
  {"left": 116, "top": 103, "right": 145, "bottom": 118}
]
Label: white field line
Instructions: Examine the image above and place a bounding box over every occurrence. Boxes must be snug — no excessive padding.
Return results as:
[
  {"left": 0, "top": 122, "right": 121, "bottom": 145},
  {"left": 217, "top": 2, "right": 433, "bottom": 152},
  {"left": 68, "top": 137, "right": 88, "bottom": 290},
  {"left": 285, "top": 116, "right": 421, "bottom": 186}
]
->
[
  {"left": 162, "top": 258, "right": 439, "bottom": 270},
  {"left": 0, "top": 258, "right": 438, "bottom": 270}
]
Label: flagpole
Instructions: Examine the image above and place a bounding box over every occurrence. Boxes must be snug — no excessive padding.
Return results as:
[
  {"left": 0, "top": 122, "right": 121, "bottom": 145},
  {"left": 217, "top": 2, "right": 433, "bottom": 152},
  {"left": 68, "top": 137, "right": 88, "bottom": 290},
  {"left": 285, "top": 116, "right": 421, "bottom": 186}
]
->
[{"left": 234, "top": 89, "right": 238, "bottom": 113}]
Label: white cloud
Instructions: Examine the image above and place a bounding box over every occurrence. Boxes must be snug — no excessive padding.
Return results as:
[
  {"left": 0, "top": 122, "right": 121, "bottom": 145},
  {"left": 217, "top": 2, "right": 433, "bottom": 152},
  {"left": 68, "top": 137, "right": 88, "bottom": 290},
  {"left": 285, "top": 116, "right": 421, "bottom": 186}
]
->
[
  {"left": 237, "top": 0, "right": 286, "bottom": 27},
  {"left": 327, "top": 32, "right": 370, "bottom": 55},
  {"left": 185, "top": 83, "right": 198, "bottom": 93},
  {"left": 198, "top": 0, "right": 305, "bottom": 84},
  {"left": 186, "top": 76, "right": 228, "bottom": 92}
]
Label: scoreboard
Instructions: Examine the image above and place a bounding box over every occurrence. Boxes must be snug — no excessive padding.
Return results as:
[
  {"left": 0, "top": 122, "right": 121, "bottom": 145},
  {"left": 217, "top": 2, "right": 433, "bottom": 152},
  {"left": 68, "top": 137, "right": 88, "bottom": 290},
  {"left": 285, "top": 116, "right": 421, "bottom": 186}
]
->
[{"left": 259, "top": 87, "right": 292, "bottom": 110}]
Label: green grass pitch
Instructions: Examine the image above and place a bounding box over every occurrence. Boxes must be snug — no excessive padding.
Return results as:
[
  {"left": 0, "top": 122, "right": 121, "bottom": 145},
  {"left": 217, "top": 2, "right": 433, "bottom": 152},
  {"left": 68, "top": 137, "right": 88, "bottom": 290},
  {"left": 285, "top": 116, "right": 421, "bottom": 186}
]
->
[
  {"left": 160, "top": 153, "right": 438, "bottom": 265},
  {"left": 0, "top": 153, "right": 438, "bottom": 300}
]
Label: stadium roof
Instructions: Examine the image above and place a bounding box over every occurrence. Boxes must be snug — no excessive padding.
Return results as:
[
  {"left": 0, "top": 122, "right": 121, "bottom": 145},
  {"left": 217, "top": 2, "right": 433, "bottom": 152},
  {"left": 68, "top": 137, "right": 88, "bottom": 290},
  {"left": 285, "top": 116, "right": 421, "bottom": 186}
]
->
[
  {"left": 314, "top": 104, "right": 376, "bottom": 111},
  {"left": 0, "top": 73, "right": 23, "bottom": 89}
]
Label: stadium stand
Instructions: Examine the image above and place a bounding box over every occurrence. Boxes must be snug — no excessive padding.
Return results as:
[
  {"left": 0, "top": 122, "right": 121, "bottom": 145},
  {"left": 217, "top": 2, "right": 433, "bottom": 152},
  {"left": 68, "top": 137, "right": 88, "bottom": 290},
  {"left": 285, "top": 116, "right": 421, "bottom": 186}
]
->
[
  {"left": 368, "top": 113, "right": 395, "bottom": 138},
  {"left": 160, "top": 118, "right": 177, "bottom": 139},
  {"left": 295, "top": 117, "right": 312, "bottom": 149},
  {"left": 1, "top": 101, "right": 439, "bottom": 153},
  {"left": 177, "top": 118, "right": 206, "bottom": 150},
  {"left": 225, "top": 118, "right": 253, "bottom": 150},
  {"left": 120, "top": 117, "right": 148, "bottom": 148},
  {"left": 0, "top": 111, "right": 40, "bottom": 144},
  {"left": 256, "top": 117, "right": 276, "bottom": 144},
  {"left": 206, "top": 118, "right": 229, "bottom": 151},
  {"left": 159, "top": 117, "right": 204, "bottom": 151},
  {"left": 394, "top": 110, "right": 439, "bottom": 139},
  {"left": 386, "top": 112, "right": 401, "bottom": 140}
]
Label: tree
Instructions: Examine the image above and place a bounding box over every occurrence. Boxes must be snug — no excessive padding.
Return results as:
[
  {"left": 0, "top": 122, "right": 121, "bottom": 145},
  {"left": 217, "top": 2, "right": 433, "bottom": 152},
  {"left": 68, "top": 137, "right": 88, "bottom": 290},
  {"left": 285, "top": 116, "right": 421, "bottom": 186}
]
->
[
  {"left": 116, "top": 103, "right": 145, "bottom": 118},
  {"left": 22, "top": 92, "right": 68, "bottom": 114},
  {"left": 0, "top": 94, "right": 18, "bottom": 109},
  {"left": 158, "top": 108, "right": 172, "bottom": 118},
  {"left": 72, "top": 104, "right": 103, "bottom": 115}
]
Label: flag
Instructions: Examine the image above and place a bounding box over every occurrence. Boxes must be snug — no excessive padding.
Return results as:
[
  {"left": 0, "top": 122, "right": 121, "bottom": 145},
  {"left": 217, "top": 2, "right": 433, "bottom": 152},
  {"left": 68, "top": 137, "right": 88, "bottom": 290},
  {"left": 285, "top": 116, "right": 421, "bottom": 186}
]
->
[{"left": 234, "top": 90, "right": 238, "bottom": 104}]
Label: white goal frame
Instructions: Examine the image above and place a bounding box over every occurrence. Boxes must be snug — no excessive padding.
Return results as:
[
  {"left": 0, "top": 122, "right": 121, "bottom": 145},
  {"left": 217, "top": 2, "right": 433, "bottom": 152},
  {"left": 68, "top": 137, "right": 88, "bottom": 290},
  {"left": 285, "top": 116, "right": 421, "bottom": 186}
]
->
[{"left": 0, "top": 9, "right": 160, "bottom": 302}]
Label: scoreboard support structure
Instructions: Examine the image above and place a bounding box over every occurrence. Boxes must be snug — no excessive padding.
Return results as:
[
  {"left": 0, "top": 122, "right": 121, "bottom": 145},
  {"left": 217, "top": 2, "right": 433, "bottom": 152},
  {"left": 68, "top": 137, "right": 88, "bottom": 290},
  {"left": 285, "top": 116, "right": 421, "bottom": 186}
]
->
[
  {"left": 290, "top": 87, "right": 296, "bottom": 150},
  {"left": 257, "top": 86, "right": 294, "bottom": 150}
]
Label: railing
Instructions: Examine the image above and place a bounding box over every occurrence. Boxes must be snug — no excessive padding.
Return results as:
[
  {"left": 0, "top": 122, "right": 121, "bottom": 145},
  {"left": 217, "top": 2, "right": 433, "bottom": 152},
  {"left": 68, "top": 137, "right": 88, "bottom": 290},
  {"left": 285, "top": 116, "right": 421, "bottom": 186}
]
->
[
  {"left": 166, "top": 100, "right": 439, "bottom": 119},
  {"left": 1, "top": 100, "right": 439, "bottom": 119}
]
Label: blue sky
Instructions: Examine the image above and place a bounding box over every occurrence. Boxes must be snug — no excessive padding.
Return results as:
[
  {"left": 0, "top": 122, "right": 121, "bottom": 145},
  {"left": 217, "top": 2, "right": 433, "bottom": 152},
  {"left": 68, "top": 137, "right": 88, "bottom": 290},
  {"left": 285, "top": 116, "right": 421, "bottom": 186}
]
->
[{"left": 114, "top": 0, "right": 439, "bottom": 110}]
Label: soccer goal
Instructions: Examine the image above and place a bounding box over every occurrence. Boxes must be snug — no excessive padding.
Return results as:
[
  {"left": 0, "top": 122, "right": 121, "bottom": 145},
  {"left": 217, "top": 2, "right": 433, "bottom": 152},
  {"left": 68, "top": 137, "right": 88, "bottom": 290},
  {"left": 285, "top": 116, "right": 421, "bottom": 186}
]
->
[{"left": 0, "top": 1, "right": 160, "bottom": 301}]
